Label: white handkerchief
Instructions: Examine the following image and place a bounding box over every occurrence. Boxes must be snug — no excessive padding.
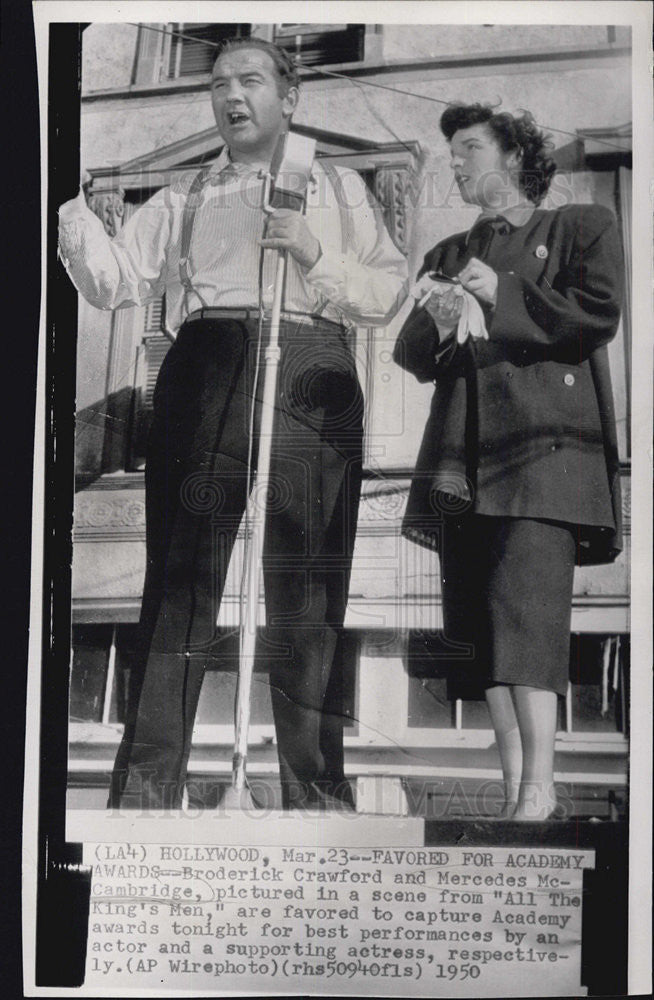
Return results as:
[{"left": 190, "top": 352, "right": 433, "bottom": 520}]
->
[
  {"left": 410, "top": 275, "right": 450, "bottom": 302},
  {"left": 456, "top": 289, "right": 489, "bottom": 344},
  {"left": 412, "top": 280, "right": 489, "bottom": 346}
]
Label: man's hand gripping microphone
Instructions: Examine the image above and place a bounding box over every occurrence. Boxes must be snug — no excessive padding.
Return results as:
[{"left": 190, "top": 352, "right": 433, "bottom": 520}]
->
[{"left": 260, "top": 132, "right": 320, "bottom": 269}]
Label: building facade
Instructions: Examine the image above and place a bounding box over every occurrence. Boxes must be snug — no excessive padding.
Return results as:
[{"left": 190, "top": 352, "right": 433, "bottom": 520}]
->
[{"left": 68, "top": 22, "right": 632, "bottom": 814}]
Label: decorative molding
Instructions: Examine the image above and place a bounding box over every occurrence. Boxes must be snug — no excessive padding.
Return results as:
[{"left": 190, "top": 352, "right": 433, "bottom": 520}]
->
[
  {"left": 71, "top": 472, "right": 631, "bottom": 539},
  {"left": 88, "top": 187, "right": 126, "bottom": 237},
  {"left": 620, "top": 479, "right": 631, "bottom": 533},
  {"left": 75, "top": 492, "right": 146, "bottom": 535},
  {"left": 358, "top": 482, "right": 408, "bottom": 525},
  {"left": 374, "top": 165, "right": 413, "bottom": 253}
]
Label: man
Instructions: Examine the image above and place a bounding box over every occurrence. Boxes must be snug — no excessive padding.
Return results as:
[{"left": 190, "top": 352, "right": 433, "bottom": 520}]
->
[{"left": 59, "top": 37, "right": 407, "bottom": 810}]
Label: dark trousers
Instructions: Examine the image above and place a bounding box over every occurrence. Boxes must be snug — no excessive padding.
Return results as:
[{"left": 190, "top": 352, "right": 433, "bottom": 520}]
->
[{"left": 109, "top": 316, "right": 363, "bottom": 809}]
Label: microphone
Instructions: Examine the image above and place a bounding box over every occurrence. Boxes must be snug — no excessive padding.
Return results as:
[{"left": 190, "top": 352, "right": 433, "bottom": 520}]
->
[{"left": 265, "top": 131, "right": 316, "bottom": 212}]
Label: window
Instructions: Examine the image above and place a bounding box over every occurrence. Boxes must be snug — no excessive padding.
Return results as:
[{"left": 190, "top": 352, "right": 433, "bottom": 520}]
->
[
  {"left": 70, "top": 625, "right": 139, "bottom": 725},
  {"left": 407, "top": 632, "right": 629, "bottom": 737},
  {"left": 134, "top": 23, "right": 251, "bottom": 84},
  {"left": 273, "top": 24, "right": 365, "bottom": 66},
  {"left": 69, "top": 624, "right": 356, "bottom": 729},
  {"left": 167, "top": 23, "right": 250, "bottom": 78},
  {"left": 134, "top": 23, "right": 366, "bottom": 85}
]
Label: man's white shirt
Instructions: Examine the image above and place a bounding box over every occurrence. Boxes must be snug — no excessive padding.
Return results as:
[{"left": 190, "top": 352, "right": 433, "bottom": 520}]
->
[{"left": 58, "top": 148, "right": 408, "bottom": 335}]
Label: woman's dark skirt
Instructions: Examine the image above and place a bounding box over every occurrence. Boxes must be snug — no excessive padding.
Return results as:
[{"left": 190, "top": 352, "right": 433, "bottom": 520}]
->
[{"left": 439, "top": 509, "right": 576, "bottom": 698}]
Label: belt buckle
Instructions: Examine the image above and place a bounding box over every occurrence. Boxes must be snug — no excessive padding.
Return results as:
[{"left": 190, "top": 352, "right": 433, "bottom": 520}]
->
[{"left": 285, "top": 311, "right": 313, "bottom": 327}]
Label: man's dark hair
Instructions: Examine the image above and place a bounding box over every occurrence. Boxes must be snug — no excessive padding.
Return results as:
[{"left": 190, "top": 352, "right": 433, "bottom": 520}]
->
[
  {"left": 214, "top": 37, "right": 300, "bottom": 95},
  {"left": 440, "top": 103, "right": 556, "bottom": 204}
]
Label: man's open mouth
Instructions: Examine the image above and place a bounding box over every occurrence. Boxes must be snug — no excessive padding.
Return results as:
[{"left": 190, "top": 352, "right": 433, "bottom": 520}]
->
[{"left": 228, "top": 111, "right": 250, "bottom": 125}]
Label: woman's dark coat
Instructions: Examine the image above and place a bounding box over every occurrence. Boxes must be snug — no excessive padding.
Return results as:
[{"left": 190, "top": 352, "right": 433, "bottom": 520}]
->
[{"left": 395, "top": 204, "right": 623, "bottom": 566}]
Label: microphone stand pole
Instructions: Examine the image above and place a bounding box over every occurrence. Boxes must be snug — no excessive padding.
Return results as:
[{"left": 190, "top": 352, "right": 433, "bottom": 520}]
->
[{"left": 222, "top": 244, "right": 286, "bottom": 810}]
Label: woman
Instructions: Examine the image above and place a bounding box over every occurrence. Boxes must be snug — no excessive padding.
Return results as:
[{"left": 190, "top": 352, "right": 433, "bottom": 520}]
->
[{"left": 395, "top": 104, "right": 623, "bottom": 820}]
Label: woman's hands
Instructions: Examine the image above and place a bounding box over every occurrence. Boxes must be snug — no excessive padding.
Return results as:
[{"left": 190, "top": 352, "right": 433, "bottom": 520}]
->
[
  {"left": 411, "top": 264, "right": 495, "bottom": 345},
  {"left": 411, "top": 275, "right": 463, "bottom": 332},
  {"left": 423, "top": 285, "right": 464, "bottom": 330},
  {"left": 457, "top": 257, "right": 498, "bottom": 307}
]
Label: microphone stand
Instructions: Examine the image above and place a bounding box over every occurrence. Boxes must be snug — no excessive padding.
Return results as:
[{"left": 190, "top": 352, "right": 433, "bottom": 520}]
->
[
  {"left": 225, "top": 277, "right": 285, "bottom": 810},
  {"left": 222, "top": 176, "right": 286, "bottom": 811},
  {"left": 222, "top": 132, "right": 316, "bottom": 812}
]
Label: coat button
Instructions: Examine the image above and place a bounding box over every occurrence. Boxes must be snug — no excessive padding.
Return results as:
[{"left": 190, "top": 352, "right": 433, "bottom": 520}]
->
[{"left": 563, "top": 373, "right": 575, "bottom": 386}]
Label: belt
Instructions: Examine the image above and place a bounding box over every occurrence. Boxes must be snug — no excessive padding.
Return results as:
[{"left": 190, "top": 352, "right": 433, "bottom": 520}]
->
[{"left": 184, "top": 307, "right": 344, "bottom": 331}]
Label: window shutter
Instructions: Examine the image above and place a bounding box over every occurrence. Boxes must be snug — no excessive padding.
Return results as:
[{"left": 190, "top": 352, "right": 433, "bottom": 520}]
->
[
  {"left": 274, "top": 24, "right": 365, "bottom": 66},
  {"left": 168, "top": 23, "right": 250, "bottom": 78},
  {"left": 141, "top": 335, "right": 171, "bottom": 409},
  {"left": 143, "top": 298, "right": 164, "bottom": 335},
  {"left": 128, "top": 302, "right": 171, "bottom": 469},
  {"left": 134, "top": 23, "right": 167, "bottom": 84}
]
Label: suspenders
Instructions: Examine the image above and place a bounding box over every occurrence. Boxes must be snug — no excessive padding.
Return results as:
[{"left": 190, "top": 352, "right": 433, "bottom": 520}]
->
[
  {"left": 319, "top": 161, "right": 352, "bottom": 254},
  {"left": 177, "top": 158, "right": 353, "bottom": 320},
  {"left": 178, "top": 165, "right": 214, "bottom": 312}
]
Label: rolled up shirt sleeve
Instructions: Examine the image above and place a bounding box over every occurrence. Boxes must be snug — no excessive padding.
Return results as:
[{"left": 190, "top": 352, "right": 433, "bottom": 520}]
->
[
  {"left": 304, "top": 167, "right": 408, "bottom": 326},
  {"left": 58, "top": 187, "right": 173, "bottom": 310}
]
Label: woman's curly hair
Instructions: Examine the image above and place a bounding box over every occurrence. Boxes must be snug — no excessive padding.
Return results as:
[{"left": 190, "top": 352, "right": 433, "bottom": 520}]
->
[{"left": 440, "top": 103, "right": 556, "bottom": 204}]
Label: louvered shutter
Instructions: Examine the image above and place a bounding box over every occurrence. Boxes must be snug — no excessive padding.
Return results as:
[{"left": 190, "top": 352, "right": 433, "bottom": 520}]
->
[
  {"left": 141, "top": 298, "right": 170, "bottom": 407},
  {"left": 143, "top": 297, "right": 164, "bottom": 333},
  {"left": 273, "top": 24, "right": 365, "bottom": 66},
  {"left": 141, "top": 335, "right": 171, "bottom": 409},
  {"left": 169, "top": 23, "right": 250, "bottom": 77},
  {"left": 128, "top": 300, "right": 171, "bottom": 469}
]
